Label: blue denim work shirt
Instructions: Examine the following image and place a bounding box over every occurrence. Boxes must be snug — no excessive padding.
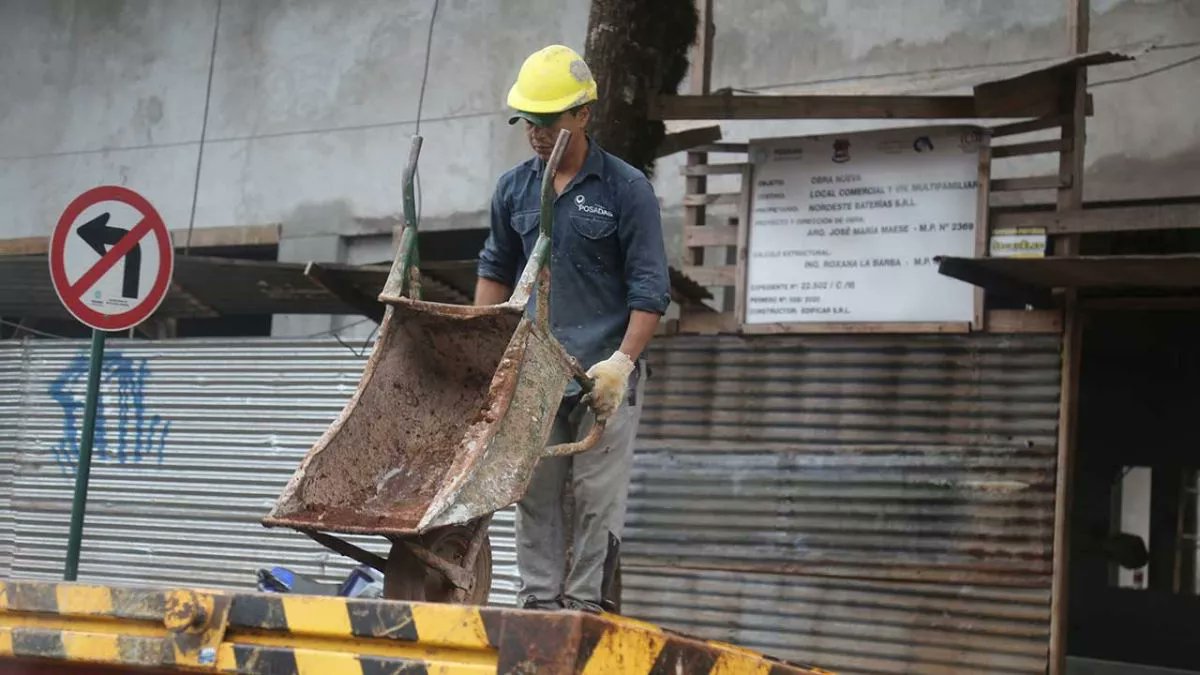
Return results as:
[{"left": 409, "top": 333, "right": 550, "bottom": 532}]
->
[{"left": 477, "top": 138, "right": 671, "bottom": 379}]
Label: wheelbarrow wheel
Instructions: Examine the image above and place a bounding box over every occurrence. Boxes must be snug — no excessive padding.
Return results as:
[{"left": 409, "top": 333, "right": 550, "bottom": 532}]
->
[{"left": 383, "top": 526, "right": 492, "bottom": 604}]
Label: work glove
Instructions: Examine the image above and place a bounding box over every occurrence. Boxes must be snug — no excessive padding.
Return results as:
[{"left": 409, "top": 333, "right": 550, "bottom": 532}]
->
[{"left": 584, "top": 351, "right": 635, "bottom": 418}]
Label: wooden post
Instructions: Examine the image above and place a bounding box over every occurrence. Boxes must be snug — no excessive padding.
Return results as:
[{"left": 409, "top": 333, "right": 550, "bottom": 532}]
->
[
  {"left": 734, "top": 166, "right": 753, "bottom": 324},
  {"left": 685, "top": 0, "right": 739, "bottom": 313},
  {"left": 973, "top": 133, "right": 992, "bottom": 332},
  {"left": 684, "top": 0, "right": 714, "bottom": 272},
  {"left": 1049, "top": 1, "right": 1088, "bottom": 673}
]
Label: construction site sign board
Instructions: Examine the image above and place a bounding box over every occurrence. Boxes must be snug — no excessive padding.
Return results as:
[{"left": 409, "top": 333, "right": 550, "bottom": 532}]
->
[{"left": 743, "top": 125, "right": 984, "bottom": 326}]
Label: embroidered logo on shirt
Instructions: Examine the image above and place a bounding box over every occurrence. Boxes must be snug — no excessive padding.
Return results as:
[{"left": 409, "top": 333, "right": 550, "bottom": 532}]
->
[{"left": 574, "top": 194, "right": 614, "bottom": 218}]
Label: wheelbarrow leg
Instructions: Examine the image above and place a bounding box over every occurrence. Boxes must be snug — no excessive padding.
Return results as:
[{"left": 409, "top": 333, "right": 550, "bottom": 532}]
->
[{"left": 382, "top": 518, "right": 492, "bottom": 604}]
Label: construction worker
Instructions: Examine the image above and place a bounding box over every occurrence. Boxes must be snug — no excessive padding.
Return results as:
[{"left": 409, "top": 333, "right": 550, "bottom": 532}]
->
[{"left": 475, "top": 45, "right": 671, "bottom": 613}]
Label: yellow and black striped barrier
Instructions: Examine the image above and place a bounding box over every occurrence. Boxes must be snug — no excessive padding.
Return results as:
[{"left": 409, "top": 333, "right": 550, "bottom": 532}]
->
[{"left": 0, "top": 579, "right": 834, "bottom": 674}]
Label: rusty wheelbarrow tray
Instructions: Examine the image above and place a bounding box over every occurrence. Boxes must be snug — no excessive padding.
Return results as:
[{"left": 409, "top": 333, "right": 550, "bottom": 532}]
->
[{"left": 262, "top": 130, "right": 602, "bottom": 604}]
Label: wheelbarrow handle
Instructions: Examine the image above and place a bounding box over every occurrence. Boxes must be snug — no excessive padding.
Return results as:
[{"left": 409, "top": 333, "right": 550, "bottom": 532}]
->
[
  {"left": 508, "top": 129, "right": 571, "bottom": 313},
  {"left": 544, "top": 417, "right": 607, "bottom": 457},
  {"left": 381, "top": 135, "right": 424, "bottom": 300},
  {"left": 543, "top": 357, "right": 607, "bottom": 457}
]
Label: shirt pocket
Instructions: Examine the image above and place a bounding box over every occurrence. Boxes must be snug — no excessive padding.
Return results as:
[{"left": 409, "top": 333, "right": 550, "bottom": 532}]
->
[
  {"left": 512, "top": 210, "right": 540, "bottom": 236},
  {"left": 568, "top": 213, "right": 618, "bottom": 240}
]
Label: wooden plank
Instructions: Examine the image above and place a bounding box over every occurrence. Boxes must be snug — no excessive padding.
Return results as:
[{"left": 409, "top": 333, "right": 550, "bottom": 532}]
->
[
  {"left": 990, "top": 175, "right": 1068, "bottom": 192},
  {"left": 651, "top": 94, "right": 979, "bottom": 120},
  {"left": 655, "top": 124, "right": 722, "bottom": 158},
  {"left": 974, "top": 70, "right": 1063, "bottom": 119},
  {"left": 0, "top": 236, "right": 51, "bottom": 256},
  {"left": 682, "top": 193, "right": 741, "bottom": 207},
  {"left": 991, "top": 114, "right": 1069, "bottom": 138},
  {"left": 683, "top": 225, "right": 738, "bottom": 247},
  {"left": 178, "top": 223, "right": 282, "bottom": 249},
  {"left": 1068, "top": 0, "right": 1091, "bottom": 54},
  {"left": 677, "top": 310, "right": 737, "bottom": 334},
  {"left": 681, "top": 163, "right": 748, "bottom": 176},
  {"left": 991, "top": 202, "right": 1200, "bottom": 234},
  {"left": 681, "top": 265, "right": 737, "bottom": 287},
  {"left": 991, "top": 138, "right": 1070, "bottom": 158},
  {"left": 693, "top": 143, "right": 748, "bottom": 153},
  {"left": 685, "top": 166, "right": 708, "bottom": 264},
  {"left": 1050, "top": 5, "right": 1089, "bottom": 673},
  {"left": 683, "top": 0, "right": 715, "bottom": 268},
  {"left": 691, "top": 0, "right": 713, "bottom": 95},
  {"left": 686, "top": 309, "right": 1060, "bottom": 333},
  {"left": 681, "top": 308, "right": 1057, "bottom": 340},
  {"left": 721, "top": 220, "right": 739, "bottom": 312},
  {"left": 1050, "top": 300, "right": 1081, "bottom": 675},
  {"left": 654, "top": 317, "right": 679, "bottom": 336},
  {"left": 734, "top": 165, "right": 753, "bottom": 323},
  {"left": 740, "top": 321, "right": 972, "bottom": 335},
  {"left": 304, "top": 261, "right": 384, "bottom": 323},
  {"left": 0, "top": 223, "right": 282, "bottom": 257},
  {"left": 973, "top": 136, "right": 992, "bottom": 332},
  {"left": 168, "top": 281, "right": 219, "bottom": 318},
  {"left": 975, "top": 52, "right": 1117, "bottom": 119},
  {"left": 985, "top": 309, "right": 1063, "bottom": 333}
]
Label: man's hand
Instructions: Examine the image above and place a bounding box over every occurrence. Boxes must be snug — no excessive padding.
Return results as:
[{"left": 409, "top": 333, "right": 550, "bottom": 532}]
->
[{"left": 585, "top": 351, "right": 635, "bottom": 418}]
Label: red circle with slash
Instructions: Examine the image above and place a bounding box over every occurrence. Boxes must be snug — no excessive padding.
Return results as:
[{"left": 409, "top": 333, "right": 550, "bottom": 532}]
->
[{"left": 48, "top": 185, "right": 174, "bottom": 331}]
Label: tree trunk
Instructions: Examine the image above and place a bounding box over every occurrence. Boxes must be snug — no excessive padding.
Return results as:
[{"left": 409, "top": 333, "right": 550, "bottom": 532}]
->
[{"left": 584, "top": 0, "right": 698, "bottom": 177}]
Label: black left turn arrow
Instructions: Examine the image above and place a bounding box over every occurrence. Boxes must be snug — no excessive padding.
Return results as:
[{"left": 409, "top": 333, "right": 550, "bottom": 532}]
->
[{"left": 78, "top": 212, "right": 141, "bottom": 299}]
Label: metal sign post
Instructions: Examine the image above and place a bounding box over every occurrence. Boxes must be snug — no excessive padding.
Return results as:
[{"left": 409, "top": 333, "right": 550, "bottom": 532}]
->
[
  {"left": 62, "top": 329, "right": 105, "bottom": 581},
  {"left": 48, "top": 185, "right": 173, "bottom": 581}
]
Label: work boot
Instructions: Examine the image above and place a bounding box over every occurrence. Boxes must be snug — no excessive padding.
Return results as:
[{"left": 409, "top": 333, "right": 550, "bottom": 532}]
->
[
  {"left": 520, "top": 595, "right": 563, "bottom": 611},
  {"left": 562, "top": 596, "right": 603, "bottom": 614}
]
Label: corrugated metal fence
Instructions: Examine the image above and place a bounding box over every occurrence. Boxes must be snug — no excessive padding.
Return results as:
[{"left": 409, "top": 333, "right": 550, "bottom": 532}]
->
[
  {"left": 624, "top": 334, "right": 1060, "bottom": 675},
  {"left": 0, "top": 339, "right": 518, "bottom": 598},
  {"left": 0, "top": 333, "right": 1060, "bottom": 674}
]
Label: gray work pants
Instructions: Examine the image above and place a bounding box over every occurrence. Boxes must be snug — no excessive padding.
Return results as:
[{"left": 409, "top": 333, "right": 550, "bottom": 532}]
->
[{"left": 515, "top": 364, "right": 644, "bottom": 609}]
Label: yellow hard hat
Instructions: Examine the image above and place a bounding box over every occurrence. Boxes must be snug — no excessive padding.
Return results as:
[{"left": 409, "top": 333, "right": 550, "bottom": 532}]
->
[{"left": 506, "top": 45, "right": 598, "bottom": 124}]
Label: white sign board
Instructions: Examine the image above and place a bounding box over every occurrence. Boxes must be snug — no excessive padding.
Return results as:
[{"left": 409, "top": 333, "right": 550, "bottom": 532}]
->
[{"left": 744, "top": 126, "right": 984, "bottom": 326}]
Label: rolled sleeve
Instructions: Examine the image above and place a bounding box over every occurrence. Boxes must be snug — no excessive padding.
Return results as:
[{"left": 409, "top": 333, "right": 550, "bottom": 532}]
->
[
  {"left": 617, "top": 177, "right": 671, "bottom": 314},
  {"left": 476, "top": 184, "right": 519, "bottom": 287}
]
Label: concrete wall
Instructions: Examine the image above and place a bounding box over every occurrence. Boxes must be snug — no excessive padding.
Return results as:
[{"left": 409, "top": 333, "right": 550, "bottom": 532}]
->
[
  {"left": 654, "top": 0, "right": 1200, "bottom": 206},
  {"left": 2, "top": 0, "right": 1198, "bottom": 329}
]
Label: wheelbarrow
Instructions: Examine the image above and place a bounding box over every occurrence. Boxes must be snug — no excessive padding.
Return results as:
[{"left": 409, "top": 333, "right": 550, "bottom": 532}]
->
[{"left": 262, "top": 129, "right": 605, "bottom": 605}]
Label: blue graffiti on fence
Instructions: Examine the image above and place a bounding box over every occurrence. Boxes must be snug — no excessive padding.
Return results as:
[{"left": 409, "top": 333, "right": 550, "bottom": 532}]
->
[{"left": 48, "top": 350, "right": 170, "bottom": 473}]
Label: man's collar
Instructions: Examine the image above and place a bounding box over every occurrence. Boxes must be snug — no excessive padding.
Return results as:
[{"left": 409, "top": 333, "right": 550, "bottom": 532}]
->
[{"left": 532, "top": 135, "right": 603, "bottom": 180}]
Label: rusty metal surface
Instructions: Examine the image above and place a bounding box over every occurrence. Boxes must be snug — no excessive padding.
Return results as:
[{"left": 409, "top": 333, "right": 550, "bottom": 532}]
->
[
  {"left": 418, "top": 319, "right": 573, "bottom": 530},
  {"left": 0, "top": 578, "right": 829, "bottom": 675},
  {"left": 622, "top": 332, "right": 1062, "bottom": 674},
  {"left": 0, "top": 579, "right": 232, "bottom": 671},
  {"left": 265, "top": 274, "right": 588, "bottom": 535},
  {"left": 264, "top": 301, "right": 524, "bottom": 535}
]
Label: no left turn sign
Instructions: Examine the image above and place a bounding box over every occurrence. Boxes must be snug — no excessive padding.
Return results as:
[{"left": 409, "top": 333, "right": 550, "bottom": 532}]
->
[{"left": 48, "top": 185, "right": 174, "bottom": 331}]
